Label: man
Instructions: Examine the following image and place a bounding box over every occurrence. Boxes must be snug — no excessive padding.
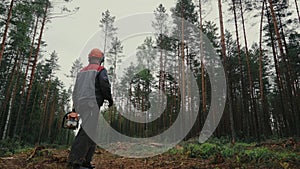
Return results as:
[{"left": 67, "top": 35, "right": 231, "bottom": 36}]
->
[{"left": 68, "top": 48, "right": 113, "bottom": 169}]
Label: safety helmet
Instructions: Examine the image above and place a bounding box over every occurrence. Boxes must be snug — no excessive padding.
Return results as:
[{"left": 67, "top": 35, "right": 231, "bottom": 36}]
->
[
  {"left": 88, "top": 48, "right": 104, "bottom": 58},
  {"left": 88, "top": 48, "right": 104, "bottom": 64}
]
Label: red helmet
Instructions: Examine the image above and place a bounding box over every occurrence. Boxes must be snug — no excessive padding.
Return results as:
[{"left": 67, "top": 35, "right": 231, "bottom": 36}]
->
[{"left": 88, "top": 48, "right": 104, "bottom": 58}]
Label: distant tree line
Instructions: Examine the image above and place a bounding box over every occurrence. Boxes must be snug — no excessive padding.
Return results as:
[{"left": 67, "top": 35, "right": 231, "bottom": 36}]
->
[
  {"left": 0, "top": 0, "right": 78, "bottom": 145},
  {"left": 98, "top": 0, "right": 300, "bottom": 143},
  {"left": 0, "top": 0, "right": 299, "bottom": 146}
]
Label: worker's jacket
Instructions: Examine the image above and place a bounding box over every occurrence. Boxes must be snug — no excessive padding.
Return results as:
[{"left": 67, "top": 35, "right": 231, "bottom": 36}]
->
[{"left": 72, "top": 63, "right": 113, "bottom": 110}]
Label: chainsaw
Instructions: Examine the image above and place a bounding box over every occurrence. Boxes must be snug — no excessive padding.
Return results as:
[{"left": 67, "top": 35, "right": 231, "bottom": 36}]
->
[{"left": 62, "top": 110, "right": 79, "bottom": 130}]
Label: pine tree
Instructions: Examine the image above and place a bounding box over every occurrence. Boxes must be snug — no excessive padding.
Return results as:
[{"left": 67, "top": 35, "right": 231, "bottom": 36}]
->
[
  {"left": 230, "top": 0, "right": 249, "bottom": 137},
  {"left": 152, "top": 4, "right": 169, "bottom": 93},
  {"left": 107, "top": 37, "right": 124, "bottom": 95},
  {"left": 21, "top": 0, "right": 50, "bottom": 139},
  {"left": 0, "top": 0, "right": 15, "bottom": 66},
  {"left": 99, "top": 10, "right": 117, "bottom": 56},
  {"left": 152, "top": 4, "right": 170, "bottom": 132},
  {"left": 218, "top": 0, "right": 236, "bottom": 144}
]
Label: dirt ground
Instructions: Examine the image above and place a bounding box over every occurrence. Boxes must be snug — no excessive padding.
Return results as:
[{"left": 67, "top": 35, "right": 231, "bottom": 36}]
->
[
  {"left": 0, "top": 148, "right": 241, "bottom": 169},
  {"left": 0, "top": 143, "right": 299, "bottom": 169}
]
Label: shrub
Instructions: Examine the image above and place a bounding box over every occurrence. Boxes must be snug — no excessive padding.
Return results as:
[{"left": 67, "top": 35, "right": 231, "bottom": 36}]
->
[
  {"left": 184, "top": 143, "right": 221, "bottom": 159},
  {"left": 0, "top": 138, "right": 22, "bottom": 156},
  {"left": 220, "top": 146, "right": 235, "bottom": 159},
  {"left": 244, "top": 147, "right": 275, "bottom": 162}
]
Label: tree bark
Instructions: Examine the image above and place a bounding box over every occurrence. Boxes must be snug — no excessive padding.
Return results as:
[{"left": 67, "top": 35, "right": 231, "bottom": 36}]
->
[
  {"left": 180, "top": 0, "right": 186, "bottom": 136},
  {"left": 218, "top": 0, "right": 236, "bottom": 144},
  {"left": 198, "top": 0, "right": 207, "bottom": 125},
  {"left": 258, "top": 0, "right": 272, "bottom": 136},
  {"left": 276, "top": 4, "right": 299, "bottom": 135},
  {"left": 238, "top": 0, "right": 259, "bottom": 138},
  {"left": 14, "top": 16, "right": 39, "bottom": 137},
  {"left": 38, "top": 80, "right": 51, "bottom": 144},
  {"left": 2, "top": 97, "right": 13, "bottom": 140},
  {"left": 232, "top": 0, "right": 249, "bottom": 137},
  {"left": 294, "top": 0, "right": 300, "bottom": 23},
  {"left": 267, "top": 0, "right": 286, "bottom": 66},
  {"left": 0, "top": 55, "right": 18, "bottom": 138},
  {"left": 21, "top": 1, "right": 49, "bottom": 138},
  {"left": 0, "top": 0, "right": 15, "bottom": 66},
  {"left": 48, "top": 94, "right": 56, "bottom": 141},
  {"left": 266, "top": 4, "right": 287, "bottom": 136}
]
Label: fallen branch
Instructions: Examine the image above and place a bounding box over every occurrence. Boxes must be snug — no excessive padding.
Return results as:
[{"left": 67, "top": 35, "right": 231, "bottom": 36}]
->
[
  {"left": 149, "top": 143, "right": 164, "bottom": 147},
  {"left": 0, "top": 157, "right": 14, "bottom": 160},
  {"left": 26, "top": 146, "right": 45, "bottom": 161}
]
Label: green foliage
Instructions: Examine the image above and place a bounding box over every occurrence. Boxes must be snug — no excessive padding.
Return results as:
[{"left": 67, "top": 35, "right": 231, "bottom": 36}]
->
[
  {"left": 220, "top": 145, "right": 234, "bottom": 158},
  {"left": 244, "top": 147, "right": 275, "bottom": 162},
  {"left": 171, "top": 0, "right": 198, "bottom": 24},
  {"left": 167, "top": 138, "right": 300, "bottom": 168},
  {"left": 0, "top": 138, "right": 29, "bottom": 157},
  {"left": 276, "top": 151, "right": 300, "bottom": 161},
  {"left": 184, "top": 143, "right": 220, "bottom": 159},
  {"left": 167, "top": 147, "right": 184, "bottom": 155},
  {"left": 0, "top": 0, "right": 299, "bottom": 157}
]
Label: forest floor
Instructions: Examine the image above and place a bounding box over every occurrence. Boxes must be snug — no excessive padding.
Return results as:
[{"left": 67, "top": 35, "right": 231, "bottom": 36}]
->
[{"left": 0, "top": 138, "right": 299, "bottom": 169}]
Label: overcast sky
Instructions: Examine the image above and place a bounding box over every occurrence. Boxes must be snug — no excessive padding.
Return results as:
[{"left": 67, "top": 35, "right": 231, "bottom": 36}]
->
[
  {"left": 44, "top": 0, "right": 182, "bottom": 87},
  {"left": 44, "top": 0, "right": 267, "bottom": 88}
]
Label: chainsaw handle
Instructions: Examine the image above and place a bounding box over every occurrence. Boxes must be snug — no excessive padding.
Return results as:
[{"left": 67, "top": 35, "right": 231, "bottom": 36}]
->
[{"left": 61, "top": 112, "right": 71, "bottom": 129}]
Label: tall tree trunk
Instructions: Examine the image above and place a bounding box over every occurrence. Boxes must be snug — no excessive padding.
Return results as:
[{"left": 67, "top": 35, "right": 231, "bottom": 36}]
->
[
  {"left": 277, "top": 5, "right": 299, "bottom": 135},
  {"left": 259, "top": 0, "right": 272, "bottom": 136},
  {"left": 20, "top": 1, "right": 49, "bottom": 138},
  {"left": 267, "top": 0, "right": 287, "bottom": 68},
  {"left": 180, "top": 0, "right": 186, "bottom": 136},
  {"left": 266, "top": 5, "right": 287, "bottom": 136},
  {"left": 218, "top": 0, "right": 236, "bottom": 144},
  {"left": 294, "top": 0, "right": 300, "bottom": 23},
  {"left": 38, "top": 80, "right": 51, "bottom": 144},
  {"left": 238, "top": 0, "right": 259, "bottom": 138},
  {"left": 14, "top": 16, "right": 39, "bottom": 137},
  {"left": 2, "top": 97, "right": 13, "bottom": 140},
  {"left": 48, "top": 94, "right": 56, "bottom": 142},
  {"left": 26, "top": 84, "right": 40, "bottom": 141},
  {"left": 198, "top": 0, "right": 207, "bottom": 127},
  {"left": 5, "top": 51, "right": 27, "bottom": 139},
  {"left": 0, "top": 0, "right": 15, "bottom": 66},
  {"left": 232, "top": 0, "right": 249, "bottom": 137},
  {"left": 158, "top": 32, "right": 166, "bottom": 134},
  {"left": 186, "top": 44, "right": 193, "bottom": 139},
  {"left": 3, "top": 64, "right": 21, "bottom": 139},
  {"left": 0, "top": 55, "right": 18, "bottom": 138},
  {"left": 268, "top": 0, "right": 295, "bottom": 135},
  {"left": 25, "top": 2, "right": 48, "bottom": 109},
  {"left": 103, "top": 26, "right": 108, "bottom": 56}
]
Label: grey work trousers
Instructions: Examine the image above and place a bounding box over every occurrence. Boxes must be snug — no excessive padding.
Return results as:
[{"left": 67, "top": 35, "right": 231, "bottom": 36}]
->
[{"left": 68, "top": 127, "right": 96, "bottom": 165}]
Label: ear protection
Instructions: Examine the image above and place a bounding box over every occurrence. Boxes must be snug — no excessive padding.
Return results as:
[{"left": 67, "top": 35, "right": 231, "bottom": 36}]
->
[{"left": 100, "top": 55, "right": 105, "bottom": 65}]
